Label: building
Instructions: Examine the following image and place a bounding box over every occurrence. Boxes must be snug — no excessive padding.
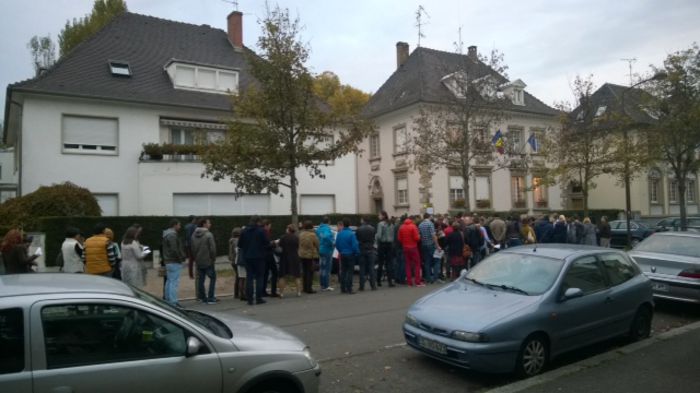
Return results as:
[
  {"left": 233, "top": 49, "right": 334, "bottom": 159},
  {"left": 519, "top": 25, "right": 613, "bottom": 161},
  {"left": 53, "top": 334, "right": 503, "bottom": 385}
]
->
[
  {"left": 358, "top": 43, "right": 562, "bottom": 216},
  {"left": 568, "top": 83, "right": 699, "bottom": 217},
  {"left": 3, "top": 11, "right": 356, "bottom": 216},
  {"left": 0, "top": 147, "right": 18, "bottom": 202}
]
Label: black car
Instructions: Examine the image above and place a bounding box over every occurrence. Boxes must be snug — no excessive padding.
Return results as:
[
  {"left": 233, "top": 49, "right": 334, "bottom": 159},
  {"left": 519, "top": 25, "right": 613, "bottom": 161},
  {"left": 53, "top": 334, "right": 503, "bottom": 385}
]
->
[
  {"left": 609, "top": 220, "right": 655, "bottom": 248},
  {"left": 654, "top": 217, "right": 700, "bottom": 233}
]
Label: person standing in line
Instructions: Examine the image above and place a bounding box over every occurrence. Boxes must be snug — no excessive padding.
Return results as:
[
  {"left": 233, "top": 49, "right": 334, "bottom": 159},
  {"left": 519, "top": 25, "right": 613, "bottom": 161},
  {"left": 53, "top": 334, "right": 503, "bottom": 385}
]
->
[
  {"left": 229, "top": 227, "right": 246, "bottom": 301},
  {"left": 1, "top": 229, "right": 38, "bottom": 274},
  {"left": 598, "top": 216, "right": 612, "bottom": 247},
  {"left": 298, "top": 220, "right": 320, "bottom": 294},
  {"left": 120, "top": 226, "right": 148, "bottom": 289},
  {"left": 278, "top": 224, "right": 301, "bottom": 297},
  {"left": 505, "top": 216, "right": 523, "bottom": 249},
  {"left": 446, "top": 221, "right": 466, "bottom": 279},
  {"left": 261, "top": 220, "right": 280, "bottom": 297},
  {"left": 192, "top": 218, "right": 217, "bottom": 304},
  {"left": 104, "top": 228, "right": 122, "bottom": 280},
  {"left": 489, "top": 215, "right": 506, "bottom": 249},
  {"left": 521, "top": 217, "right": 536, "bottom": 245},
  {"left": 398, "top": 216, "right": 423, "bottom": 287},
  {"left": 162, "top": 219, "right": 186, "bottom": 306},
  {"left": 316, "top": 217, "right": 335, "bottom": 291},
  {"left": 356, "top": 216, "right": 377, "bottom": 291},
  {"left": 582, "top": 217, "right": 597, "bottom": 246},
  {"left": 83, "top": 223, "right": 117, "bottom": 277},
  {"left": 418, "top": 213, "right": 441, "bottom": 284},
  {"left": 335, "top": 218, "right": 360, "bottom": 294},
  {"left": 375, "top": 211, "right": 395, "bottom": 287},
  {"left": 184, "top": 215, "right": 199, "bottom": 297},
  {"left": 60, "top": 227, "right": 84, "bottom": 273},
  {"left": 552, "top": 215, "right": 568, "bottom": 243},
  {"left": 534, "top": 214, "right": 553, "bottom": 244},
  {"left": 393, "top": 216, "right": 406, "bottom": 284},
  {"left": 239, "top": 216, "right": 269, "bottom": 305}
]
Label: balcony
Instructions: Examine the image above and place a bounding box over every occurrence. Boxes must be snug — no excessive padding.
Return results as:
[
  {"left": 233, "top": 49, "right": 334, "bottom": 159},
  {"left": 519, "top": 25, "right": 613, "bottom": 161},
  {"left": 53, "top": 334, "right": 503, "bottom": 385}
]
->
[{"left": 141, "top": 143, "right": 201, "bottom": 162}]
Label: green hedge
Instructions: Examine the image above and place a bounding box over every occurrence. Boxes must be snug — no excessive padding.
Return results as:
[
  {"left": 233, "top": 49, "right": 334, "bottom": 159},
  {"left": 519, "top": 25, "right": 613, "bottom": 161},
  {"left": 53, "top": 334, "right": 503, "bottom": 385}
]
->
[{"left": 38, "top": 214, "right": 367, "bottom": 267}]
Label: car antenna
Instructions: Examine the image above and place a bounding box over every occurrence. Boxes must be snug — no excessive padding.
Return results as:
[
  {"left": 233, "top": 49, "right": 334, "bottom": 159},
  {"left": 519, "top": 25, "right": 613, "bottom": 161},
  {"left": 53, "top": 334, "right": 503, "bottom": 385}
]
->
[{"left": 533, "top": 239, "right": 537, "bottom": 252}]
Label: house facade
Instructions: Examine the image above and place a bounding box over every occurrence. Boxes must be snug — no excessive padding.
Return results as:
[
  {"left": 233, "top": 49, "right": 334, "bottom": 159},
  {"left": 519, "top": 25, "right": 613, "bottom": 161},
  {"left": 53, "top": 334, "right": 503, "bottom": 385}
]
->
[
  {"left": 0, "top": 147, "right": 18, "bottom": 203},
  {"left": 358, "top": 43, "right": 562, "bottom": 217},
  {"left": 3, "top": 11, "right": 356, "bottom": 216},
  {"left": 567, "top": 83, "right": 699, "bottom": 217}
]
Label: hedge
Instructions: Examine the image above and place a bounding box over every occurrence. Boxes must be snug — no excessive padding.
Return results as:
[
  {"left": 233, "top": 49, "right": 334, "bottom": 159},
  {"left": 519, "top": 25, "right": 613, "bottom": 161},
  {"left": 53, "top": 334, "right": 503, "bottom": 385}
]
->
[{"left": 38, "top": 214, "right": 368, "bottom": 267}]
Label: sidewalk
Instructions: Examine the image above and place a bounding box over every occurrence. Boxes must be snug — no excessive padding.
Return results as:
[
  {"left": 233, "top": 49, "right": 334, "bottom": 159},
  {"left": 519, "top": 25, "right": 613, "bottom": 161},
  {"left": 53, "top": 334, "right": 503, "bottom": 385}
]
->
[
  {"left": 142, "top": 257, "right": 236, "bottom": 300},
  {"left": 487, "top": 321, "right": 700, "bottom": 393}
]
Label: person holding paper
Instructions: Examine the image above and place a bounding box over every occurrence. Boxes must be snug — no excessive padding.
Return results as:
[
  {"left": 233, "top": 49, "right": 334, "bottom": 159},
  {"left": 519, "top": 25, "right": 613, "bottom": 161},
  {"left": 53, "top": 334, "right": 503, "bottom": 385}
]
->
[
  {"left": 120, "top": 226, "right": 148, "bottom": 288},
  {"left": 1, "top": 230, "right": 38, "bottom": 274}
]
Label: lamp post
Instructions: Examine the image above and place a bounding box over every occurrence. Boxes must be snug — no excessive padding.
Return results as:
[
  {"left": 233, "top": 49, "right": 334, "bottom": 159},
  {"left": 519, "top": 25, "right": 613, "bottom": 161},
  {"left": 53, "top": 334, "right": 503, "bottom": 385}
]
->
[{"left": 620, "top": 72, "right": 667, "bottom": 247}]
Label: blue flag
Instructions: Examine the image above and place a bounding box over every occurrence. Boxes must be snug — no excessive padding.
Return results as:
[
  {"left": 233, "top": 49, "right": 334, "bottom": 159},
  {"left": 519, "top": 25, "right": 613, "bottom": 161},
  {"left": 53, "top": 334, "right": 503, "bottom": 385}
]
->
[
  {"left": 527, "top": 133, "right": 539, "bottom": 152},
  {"left": 491, "top": 129, "right": 503, "bottom": 145}
]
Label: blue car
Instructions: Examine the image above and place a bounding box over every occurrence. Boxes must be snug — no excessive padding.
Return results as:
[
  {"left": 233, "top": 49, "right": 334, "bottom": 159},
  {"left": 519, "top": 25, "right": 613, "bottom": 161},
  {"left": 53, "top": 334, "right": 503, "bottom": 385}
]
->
[{"left": 403, "top": 245, "right": 653, "bottom": 377}]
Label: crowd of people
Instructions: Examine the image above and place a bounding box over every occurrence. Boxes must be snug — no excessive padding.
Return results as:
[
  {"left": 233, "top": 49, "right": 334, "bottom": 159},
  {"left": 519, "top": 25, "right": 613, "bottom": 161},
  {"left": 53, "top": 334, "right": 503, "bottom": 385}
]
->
[{"left": 0, "top": 211, "right": 613, "bottom": 308}]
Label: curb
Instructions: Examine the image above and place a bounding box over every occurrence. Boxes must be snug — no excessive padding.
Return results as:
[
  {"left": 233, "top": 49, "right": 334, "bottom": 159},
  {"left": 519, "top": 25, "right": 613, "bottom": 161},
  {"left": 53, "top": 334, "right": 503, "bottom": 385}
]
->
[{"left": 484, "top": 320, "right": 700, "bottom": 393}]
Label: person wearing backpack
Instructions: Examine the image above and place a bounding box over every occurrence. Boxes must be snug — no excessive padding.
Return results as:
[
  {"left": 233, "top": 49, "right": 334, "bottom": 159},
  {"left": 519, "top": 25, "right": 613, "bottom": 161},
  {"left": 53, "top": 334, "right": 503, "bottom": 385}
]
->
[
  {"left": 60, "top": 227, "right": 84, "bottom": 273},
  {"left": 316, "top": 216, "right": 335, "bottom": 291}
]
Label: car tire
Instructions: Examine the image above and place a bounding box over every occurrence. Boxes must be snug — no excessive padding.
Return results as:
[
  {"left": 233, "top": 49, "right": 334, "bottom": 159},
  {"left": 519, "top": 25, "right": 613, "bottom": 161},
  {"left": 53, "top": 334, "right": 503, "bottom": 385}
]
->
[
  {"left": 629, "top": 306, "right": 652, "bottom": 342},
  {"left": 515, "top": 334, "right": 549, "bottom": 378}
]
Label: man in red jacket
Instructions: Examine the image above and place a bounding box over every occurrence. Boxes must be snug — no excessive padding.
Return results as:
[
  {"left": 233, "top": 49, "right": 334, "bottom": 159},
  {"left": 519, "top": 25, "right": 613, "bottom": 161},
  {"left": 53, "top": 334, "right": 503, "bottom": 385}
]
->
[{"left": 398, "top": 217, "right": 424, "bottom": 287}]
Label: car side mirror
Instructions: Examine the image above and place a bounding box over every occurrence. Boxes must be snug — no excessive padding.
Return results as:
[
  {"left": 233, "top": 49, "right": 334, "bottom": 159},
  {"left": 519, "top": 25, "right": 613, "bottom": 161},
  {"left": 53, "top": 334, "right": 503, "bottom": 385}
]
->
[
  {"left": 562, "top": 287, "right": 584, "bottom": 301},
  {"left": 186, "top": 336, "right": 203, "bottom": 357}
]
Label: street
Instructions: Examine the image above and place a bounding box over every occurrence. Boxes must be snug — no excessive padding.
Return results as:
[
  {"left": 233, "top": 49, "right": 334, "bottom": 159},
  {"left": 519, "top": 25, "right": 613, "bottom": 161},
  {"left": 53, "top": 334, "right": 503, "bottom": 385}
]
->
[{"left": 186, "top": 282, "right": 700, "bottom": 393}]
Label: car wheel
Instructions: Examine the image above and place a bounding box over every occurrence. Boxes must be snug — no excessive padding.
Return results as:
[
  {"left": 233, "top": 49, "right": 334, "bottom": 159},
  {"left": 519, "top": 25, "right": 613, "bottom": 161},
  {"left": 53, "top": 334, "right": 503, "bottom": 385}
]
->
[
  {"left": 629, "top": 306, "right": 652, "bottom": 342},
  {"left": 516, "top": 334, "right": 548, "bottom": 378}
]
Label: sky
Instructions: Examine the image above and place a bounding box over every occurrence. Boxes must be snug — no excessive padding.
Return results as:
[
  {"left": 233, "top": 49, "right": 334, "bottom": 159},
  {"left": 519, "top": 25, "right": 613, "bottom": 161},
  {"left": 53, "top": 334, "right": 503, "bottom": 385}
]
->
[{"left": 2, "top": 0, "right": 700, "bottom": 124}]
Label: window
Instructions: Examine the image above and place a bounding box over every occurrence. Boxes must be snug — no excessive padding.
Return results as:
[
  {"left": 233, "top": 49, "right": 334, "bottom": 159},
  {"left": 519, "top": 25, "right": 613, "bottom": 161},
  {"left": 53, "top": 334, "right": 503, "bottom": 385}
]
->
[
  {"left": 166, "top": 62, "right": 239, "bottom": 94},
  {"left": 533, "top": 176, "right": 547, "bottom": 208},
  {"left": 506, "top": 128, "right": 523, "bottom": 153},
  {"left": 511, "top": 175, "right": 526, "bottom": 208},
  {"left": 0, "top": 308, "right": 24, "bottom": 374},
  {"left": 688, "top": 179, "right": 696, "bottom": 203},
  {"left": 41, "top": 304, "right": 187, "bottom": 369},
  {"left": 475, "top": 175, "right": 491, "bottom": 208},
  {"left": 369, "top": 133, "right": 380, "bottom": 159},
  {"left": 600, "top": 253, "right": 637, "bottom": 286},
  {"left": 395, "top": 175, "right": 408, "bottom": 205},
  {"left": 171, "top": 128, "right": 196, "bottom": 145},
  {"left": 594, "top": 106, "right": 607, "bottom": 117},
  {"left": 109, "top": 61, "right": 131, "bottom": 77},
  {"left": 173, "top": 194, "right": 270, "bottom": 216},
  {"left": 669, "top": 179, "right": 679, "bottom": 203},
  {"left": 394, "top": 125, "right": 409, "bottom": 155},
  {"left": 62, "top": 115, "right": 118, "bottom": 154},
  {"left": 93, "top": 194, "right": 119, "bottom": 216},
  {"left": 300, "top": 195, "right": 335, "bottom": 214},
  {"left": 649, "top": 169, "right": 661, "bottom": 204},
  {"left": 562, "top": 256, "right": 607, "bottom": 295},
  {"left": 449, "top": 175, "right": 464, "bottom": 204},
  {"left": 512, "top": 88, "right": 524, "bottom": 106}
]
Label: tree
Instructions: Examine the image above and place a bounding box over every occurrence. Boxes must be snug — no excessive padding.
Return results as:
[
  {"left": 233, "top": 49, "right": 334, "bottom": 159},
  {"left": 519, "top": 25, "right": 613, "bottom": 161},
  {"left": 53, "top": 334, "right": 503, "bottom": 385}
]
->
[
  {"left": 27, "top": 35, "right": 57, "bottom": 76},
  {"left": 200, "top": 5, "right": 374, "bottom": 225},
  {"left": 411, "top": 48, "right": 511, "bottom": 212},
  {"left": 313, "top": 71, "right": 371, "bottom": 117},
  {"left": 543, "top": 76, "right": 615, "bottom": 217},
  {"left": 58, "top": 0, "right": 127, "bottom": 57},
  {"left": 647, "top": 44, "right": 700, "bottom": 230}
]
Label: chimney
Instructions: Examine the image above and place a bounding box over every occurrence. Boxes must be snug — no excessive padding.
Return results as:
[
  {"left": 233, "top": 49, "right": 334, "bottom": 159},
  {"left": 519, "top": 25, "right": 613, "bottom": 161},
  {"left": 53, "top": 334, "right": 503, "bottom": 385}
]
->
[
  {"left": 396, "top": 42, "right": 409, "bottom": 69},
  {"left": 467, "top": 45, "right": 477, "bottom": 61},
  {"left": 227, "top": 11, "right": 243, "bottom": 49}
]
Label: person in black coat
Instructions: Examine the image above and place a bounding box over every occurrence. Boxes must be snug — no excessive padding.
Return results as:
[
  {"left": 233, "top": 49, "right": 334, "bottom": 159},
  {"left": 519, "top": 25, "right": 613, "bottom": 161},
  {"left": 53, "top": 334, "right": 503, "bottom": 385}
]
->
[{"left": 551, "top": 215, "right": 568, "bottom": 244}]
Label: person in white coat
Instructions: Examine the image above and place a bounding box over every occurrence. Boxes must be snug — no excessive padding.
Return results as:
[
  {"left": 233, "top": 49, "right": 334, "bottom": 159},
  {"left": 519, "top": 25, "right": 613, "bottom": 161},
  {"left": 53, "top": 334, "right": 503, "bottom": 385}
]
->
[{"left": 61, "top": 227, "right": 84, "bottom": 273}]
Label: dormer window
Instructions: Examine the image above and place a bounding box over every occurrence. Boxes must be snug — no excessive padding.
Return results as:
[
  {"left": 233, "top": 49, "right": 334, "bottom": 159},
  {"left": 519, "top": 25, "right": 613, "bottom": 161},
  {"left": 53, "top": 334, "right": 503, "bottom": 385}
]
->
[
  {"left": 165, "top": 61, "right": 239, "bottom": 95},
  {"left": 501, "top": 79, "right": 527, "bottom": 106},
  {"left": 109, "top": 61, "right": 131, "bottom": 77},
  {"left": 441, "top": 71, "right": 468, "bottom": 98},
  {"left": 594, "top": 106, "right": 607, "bottom": 117}
]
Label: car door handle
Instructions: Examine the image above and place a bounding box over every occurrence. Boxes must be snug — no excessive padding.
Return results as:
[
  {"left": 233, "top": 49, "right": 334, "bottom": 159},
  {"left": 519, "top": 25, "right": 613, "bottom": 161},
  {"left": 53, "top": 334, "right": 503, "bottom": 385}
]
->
[{"left": 605, "top": 296, "right": 615, "bottom": 303}]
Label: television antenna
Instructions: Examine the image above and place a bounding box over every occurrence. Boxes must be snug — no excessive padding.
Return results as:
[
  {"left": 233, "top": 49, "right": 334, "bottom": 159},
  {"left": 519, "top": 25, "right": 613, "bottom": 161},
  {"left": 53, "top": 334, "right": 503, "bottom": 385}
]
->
[
  {"left": 415, "top": 5, "right": 430, "bottom": 47},
  {"left": 620, "top": 57, "right": 637, "bottom": 86},
  {"left": 221, "top": 0, "right": 239, "bottom": 11}
]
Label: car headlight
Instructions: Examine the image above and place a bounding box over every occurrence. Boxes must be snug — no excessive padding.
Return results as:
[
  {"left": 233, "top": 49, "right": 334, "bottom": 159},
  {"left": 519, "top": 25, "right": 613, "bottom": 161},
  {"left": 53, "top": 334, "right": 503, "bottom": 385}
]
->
[
  {"left": 303, "top": 346, "right": 318, "bottom": 368},
  {"left": 451, "top": 330, "right": 488, "bottom": 342},
  {"left": 405, "top": 313, "right": 419, "bottom": 327}
]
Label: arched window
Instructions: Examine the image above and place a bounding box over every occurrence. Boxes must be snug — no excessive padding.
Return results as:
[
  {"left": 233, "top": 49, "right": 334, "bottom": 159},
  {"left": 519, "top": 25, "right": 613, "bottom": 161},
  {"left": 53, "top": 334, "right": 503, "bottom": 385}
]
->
[{"left": 648, "top": 168, "right": 662, "bottom": 204}]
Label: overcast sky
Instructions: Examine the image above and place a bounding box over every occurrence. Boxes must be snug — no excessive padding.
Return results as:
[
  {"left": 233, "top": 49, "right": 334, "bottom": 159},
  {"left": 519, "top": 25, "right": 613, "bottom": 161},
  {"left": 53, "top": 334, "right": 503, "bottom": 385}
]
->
[{"left": 2, "top": 0, "right": 699, "bottom": 123}]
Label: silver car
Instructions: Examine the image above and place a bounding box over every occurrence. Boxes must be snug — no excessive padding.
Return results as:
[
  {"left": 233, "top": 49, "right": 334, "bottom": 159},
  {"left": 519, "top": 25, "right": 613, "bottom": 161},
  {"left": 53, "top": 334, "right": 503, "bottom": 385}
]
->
[
  {"left": 628, "top": 231, "right": 700, "bottom": 304},
  {"left": 403, "top": 245, "right": 653, "bottom": 377},
  {"left": 0, "top": 274, "right": 320, "bottom": 393}
]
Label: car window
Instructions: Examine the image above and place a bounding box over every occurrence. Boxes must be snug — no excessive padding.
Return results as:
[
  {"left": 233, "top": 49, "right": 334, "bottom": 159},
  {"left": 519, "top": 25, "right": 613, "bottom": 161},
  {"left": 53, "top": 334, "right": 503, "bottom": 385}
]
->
[
  {"left": 0, "top": 308, "right": 24, "bottom": 374},
  {"left": 562, "top": 256, "right": 607, "bottom": 295},
  {"left": 466, "top": 252, "right": 565, "bottom": 295},
  {"left": 633, "top": 234, "right": 700, "bottom": 257},
  {"left": 600, "top": 253, "right": 637, "bottom": 286},
  {"left": 42, "top": 304, "right": 187, "bottom": 369}
]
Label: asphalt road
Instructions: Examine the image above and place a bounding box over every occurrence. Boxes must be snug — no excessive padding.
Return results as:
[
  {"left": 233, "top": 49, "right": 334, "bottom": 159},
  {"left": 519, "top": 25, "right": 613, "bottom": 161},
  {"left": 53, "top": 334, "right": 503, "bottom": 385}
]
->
[{"left": 187, "top": 283, "right": 700, "bottom": 393}]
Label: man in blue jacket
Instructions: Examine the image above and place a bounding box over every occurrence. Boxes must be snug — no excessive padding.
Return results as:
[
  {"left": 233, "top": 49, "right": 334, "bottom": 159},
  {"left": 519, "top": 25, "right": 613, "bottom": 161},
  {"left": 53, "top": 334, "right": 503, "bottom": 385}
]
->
[
  {"left": 316, "top": 217, "right": 335, "bottom": 291},
  {"left": 238, "top": 216, "right": 269, "bottom": 305},
  {"left": 335, "top": 218, "right": 359, "bottom": 294}
]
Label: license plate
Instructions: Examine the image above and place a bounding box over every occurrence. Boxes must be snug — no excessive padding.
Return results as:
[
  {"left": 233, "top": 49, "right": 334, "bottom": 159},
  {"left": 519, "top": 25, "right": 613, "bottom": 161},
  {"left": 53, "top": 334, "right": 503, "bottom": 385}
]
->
[
  {"left": 418, "top": 336, "right": 447, "bottom": 355},
  {"left": 652, "top": 282, "right": 669, "bottom": 292}
]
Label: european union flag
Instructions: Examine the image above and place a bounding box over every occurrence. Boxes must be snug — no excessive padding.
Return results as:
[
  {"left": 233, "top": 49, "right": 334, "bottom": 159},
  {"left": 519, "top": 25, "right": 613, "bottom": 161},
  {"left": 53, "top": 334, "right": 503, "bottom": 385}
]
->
[{"left": 527, "top": 133, "right": 539, "bottom": 153}]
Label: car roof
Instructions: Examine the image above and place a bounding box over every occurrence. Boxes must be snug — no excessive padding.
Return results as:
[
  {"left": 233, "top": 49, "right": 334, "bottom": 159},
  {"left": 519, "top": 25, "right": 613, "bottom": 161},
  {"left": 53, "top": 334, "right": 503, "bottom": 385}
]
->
[
  {"left": 501, "top": 243, "right": 616, "bottom": 260},
  {"left": 0, "top": 273, "right": 136, "bottom": 298}
]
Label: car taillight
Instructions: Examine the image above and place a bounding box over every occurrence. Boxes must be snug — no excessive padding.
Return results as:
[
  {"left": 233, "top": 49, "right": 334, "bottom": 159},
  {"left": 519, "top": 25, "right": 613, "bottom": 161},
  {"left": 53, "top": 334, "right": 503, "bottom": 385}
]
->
[{"left": 679, "top": 269, "right": 700, "bottom": 279}]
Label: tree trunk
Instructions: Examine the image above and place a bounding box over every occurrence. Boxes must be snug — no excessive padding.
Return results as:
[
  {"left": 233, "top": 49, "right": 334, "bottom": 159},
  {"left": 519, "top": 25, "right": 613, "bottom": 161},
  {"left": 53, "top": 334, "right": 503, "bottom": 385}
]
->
[
  {"left": 678, "top": 176, "right": 688, "bottom": 231},
  {"left": 290, "top": 166, "right": 299, "bottom": 227},
  {"left": 582, "top": 185, "right": 589, "bottom": 219},
  {"left": 462, "top": 166, "right": 471, "bottom": 212}
]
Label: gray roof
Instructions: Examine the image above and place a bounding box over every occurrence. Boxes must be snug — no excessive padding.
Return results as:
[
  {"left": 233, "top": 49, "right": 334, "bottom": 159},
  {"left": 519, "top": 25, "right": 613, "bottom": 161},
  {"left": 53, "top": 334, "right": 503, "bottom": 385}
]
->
[
  {"left": 8, "top": 12, "right": 254, "bottom": 111},
  {"left": 0, "top": 273, "right": 135, "bottom": 298},
  {"left": 362, "top": 47, "right": 558, "bottom": 118},
  {"left": 570, "top": 83, "right": 657, "bottom": 125}
]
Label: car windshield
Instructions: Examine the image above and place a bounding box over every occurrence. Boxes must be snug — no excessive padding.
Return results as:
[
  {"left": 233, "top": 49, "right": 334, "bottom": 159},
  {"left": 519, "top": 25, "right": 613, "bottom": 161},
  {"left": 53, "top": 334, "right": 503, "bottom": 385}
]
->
[
  {"left": 466, "top": 252, "right": 565, "bottom": 295},
  {"left": 633, "top": 235, "right": 700, "bottom": 258},
  {"left": 131, "top": 286, "right": 232, "bottom": 338}
]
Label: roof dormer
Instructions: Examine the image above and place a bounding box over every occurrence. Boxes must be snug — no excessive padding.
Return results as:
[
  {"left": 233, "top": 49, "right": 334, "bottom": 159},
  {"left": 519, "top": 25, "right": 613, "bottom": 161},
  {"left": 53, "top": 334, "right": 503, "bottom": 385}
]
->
[
  {"left": 165, "top": 60, "right": 239, "bottom": 95},
  {"left": 441, "top": 71, "right": 468, "bottom": 98},
  {"left": 501, "top": 79, "right": 527, "bottom": 106}
]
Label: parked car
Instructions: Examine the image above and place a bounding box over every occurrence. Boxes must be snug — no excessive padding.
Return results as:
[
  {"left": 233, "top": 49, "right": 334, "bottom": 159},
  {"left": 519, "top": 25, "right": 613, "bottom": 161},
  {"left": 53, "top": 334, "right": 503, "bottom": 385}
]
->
[
  {"left": 0, "top": 274, "right": 320, "bottom": 393},
  {"left": 609, "top": 220, "right": 655, "bottom": 248},
  {"left": 654, "top": 217, "right": 700, "bottom": 233},
  {"left": 628, "top": 231, "right": 700, "bottom": 304},
  {"left": 403, "top": 244, "right": 653, "bottom": 378}
]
